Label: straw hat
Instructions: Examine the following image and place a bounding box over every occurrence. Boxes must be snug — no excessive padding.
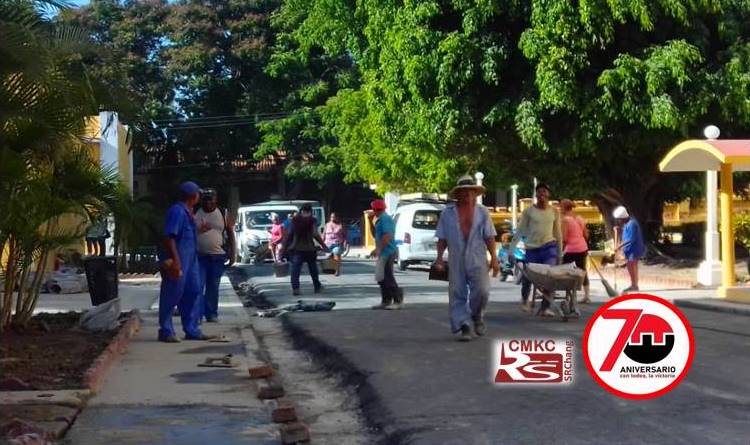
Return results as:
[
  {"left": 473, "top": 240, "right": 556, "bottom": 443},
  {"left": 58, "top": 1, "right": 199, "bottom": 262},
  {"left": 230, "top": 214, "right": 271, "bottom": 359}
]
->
[{"left": 449, "top": 174, "right": 486, "bottom": 199}]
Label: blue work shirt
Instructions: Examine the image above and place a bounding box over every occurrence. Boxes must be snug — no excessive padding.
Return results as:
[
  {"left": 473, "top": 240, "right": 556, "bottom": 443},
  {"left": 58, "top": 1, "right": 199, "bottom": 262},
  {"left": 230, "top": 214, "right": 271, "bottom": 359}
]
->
[
  {"left": 436, "top": 204, "right": 497, "bottom": 273},
  {"left": 374, "top": 213, "right": 397, "bottom": 258},
  {"left": 622, "top": 218, "right": 645, "bottom": 259},
  {"left": 162, "top": 202, "right": 198, "bottom": 267}
]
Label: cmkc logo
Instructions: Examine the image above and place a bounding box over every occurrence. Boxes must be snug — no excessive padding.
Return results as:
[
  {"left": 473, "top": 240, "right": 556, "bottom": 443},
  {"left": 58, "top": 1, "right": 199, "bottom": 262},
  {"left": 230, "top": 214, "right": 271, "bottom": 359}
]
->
[
  {"left": 583, "top": 294, "right": 694, "bottom": 399},
  {"left": 493, "top": 338, "right": 574, "bottom": 384}
]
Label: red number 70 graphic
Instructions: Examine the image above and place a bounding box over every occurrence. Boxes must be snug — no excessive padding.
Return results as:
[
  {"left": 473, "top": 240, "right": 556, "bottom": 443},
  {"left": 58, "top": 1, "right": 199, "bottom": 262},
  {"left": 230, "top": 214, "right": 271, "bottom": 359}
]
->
[{"left": 598, "top": 309, "right": 643, "bottom": 372}]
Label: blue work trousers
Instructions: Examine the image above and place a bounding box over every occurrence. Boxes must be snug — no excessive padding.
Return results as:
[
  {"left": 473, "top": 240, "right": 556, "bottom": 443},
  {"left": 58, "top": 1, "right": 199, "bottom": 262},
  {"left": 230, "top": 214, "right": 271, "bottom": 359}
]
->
[
  {"left": 449, "top": 266, "right": 490, "bottom": 333},
  {"left": 521, "top": 241, "right": 559, "bottom": 301},
  {"left": 158, "top": 257, "right": 202, "bottom": 340},
  {"left": 197, "top": 254, "right": 226, "bottom": 321}
]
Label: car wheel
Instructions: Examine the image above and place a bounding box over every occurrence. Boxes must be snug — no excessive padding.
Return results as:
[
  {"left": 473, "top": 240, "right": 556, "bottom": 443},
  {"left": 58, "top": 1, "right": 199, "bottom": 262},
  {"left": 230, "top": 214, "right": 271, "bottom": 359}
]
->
[{"left": 398, "top": 259, "right": 408, "bottom": 271}]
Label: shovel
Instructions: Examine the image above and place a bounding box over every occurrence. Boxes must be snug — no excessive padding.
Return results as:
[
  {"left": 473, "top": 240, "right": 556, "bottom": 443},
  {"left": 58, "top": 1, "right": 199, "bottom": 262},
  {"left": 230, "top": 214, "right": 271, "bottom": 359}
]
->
[{"left": 589, "top": 260, "right": 619, "bottom": 299}]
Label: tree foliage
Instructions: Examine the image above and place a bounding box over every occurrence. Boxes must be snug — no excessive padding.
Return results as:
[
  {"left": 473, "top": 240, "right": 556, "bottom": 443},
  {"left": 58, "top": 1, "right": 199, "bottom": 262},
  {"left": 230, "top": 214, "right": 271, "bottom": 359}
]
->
[{"left": 271, "top": 0, "right": 750, "bottom": 236}]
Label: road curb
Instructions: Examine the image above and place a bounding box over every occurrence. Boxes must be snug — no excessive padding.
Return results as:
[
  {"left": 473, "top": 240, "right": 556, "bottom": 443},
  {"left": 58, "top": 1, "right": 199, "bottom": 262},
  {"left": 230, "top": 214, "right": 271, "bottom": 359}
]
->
[
  {"left": 82, "top": 310, "right": 141, "bottom": 393},
  {"left": 673, "top": 299, "right": 750, "bottom": 316}
]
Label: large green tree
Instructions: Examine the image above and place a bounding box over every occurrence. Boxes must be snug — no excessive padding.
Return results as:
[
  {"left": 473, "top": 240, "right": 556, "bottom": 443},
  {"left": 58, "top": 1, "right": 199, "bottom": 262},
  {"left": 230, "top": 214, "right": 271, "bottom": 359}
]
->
[
  {"left": 518, "top": 0, "right": 750, "bottom": 231},
  {"left": 275, "top": 0, "right": 750, "bottom": 236}
]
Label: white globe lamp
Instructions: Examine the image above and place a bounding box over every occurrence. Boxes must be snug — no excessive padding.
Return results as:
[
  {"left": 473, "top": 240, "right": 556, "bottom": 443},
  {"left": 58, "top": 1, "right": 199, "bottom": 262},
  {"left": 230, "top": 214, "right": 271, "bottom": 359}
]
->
[{"left": 703, "top": 125, "right": 720, "bottom": 140}]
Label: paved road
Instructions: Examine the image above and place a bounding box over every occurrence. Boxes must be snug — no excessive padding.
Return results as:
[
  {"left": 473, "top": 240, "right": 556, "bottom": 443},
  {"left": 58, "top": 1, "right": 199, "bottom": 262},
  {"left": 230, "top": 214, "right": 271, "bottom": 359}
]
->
[{"left": 237, "top": 260, "right": 750, "bottom": 445}]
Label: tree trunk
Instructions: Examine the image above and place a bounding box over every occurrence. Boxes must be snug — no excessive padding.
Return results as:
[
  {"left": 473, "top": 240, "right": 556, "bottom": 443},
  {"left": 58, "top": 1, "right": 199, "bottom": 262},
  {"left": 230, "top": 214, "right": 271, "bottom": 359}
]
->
[
  {"left": 1, "top": 238, "right": 20, "bottom": 330},
  {"left": 593, "top": 182, "right": 664, "bottom": 246}
]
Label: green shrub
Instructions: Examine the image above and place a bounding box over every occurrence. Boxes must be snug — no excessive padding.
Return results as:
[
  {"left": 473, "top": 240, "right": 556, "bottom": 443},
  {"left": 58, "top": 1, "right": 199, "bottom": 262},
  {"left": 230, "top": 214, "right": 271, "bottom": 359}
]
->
[
  {"left": 587, "top": 223, "right": 607, "bottom": 250},
  {"left": 734, "top": 213, "right": 750, "bottom": 250}
]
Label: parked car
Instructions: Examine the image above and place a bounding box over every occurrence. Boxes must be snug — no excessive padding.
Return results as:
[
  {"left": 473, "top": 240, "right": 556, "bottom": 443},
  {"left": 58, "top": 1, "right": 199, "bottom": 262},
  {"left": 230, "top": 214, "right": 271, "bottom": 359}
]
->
[
  {"left": 235, "top": 200, "right": 326, "bottom": 264},
  {"left": 393, "top": 202, "right": 445, "bottom": 271}
]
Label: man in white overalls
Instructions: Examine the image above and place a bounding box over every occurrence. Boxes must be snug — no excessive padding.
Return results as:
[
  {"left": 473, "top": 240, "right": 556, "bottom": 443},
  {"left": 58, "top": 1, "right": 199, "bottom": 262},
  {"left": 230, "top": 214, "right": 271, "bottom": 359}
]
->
[{"left": 435, "top": 175, "right": 499, "bottom": 341}]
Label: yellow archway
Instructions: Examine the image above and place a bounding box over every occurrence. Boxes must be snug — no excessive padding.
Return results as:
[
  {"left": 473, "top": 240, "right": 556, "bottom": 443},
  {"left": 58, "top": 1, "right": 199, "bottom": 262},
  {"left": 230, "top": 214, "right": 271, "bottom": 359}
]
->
[{"left": 659, "top": 139, "right": 750, "bottom": 302}]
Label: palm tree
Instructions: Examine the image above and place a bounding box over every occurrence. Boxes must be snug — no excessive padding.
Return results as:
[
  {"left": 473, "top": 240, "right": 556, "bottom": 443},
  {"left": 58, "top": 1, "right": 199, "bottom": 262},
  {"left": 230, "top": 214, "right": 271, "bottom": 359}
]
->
[{"left": 0, "top": 0, "right": 129, "bottom": 329}]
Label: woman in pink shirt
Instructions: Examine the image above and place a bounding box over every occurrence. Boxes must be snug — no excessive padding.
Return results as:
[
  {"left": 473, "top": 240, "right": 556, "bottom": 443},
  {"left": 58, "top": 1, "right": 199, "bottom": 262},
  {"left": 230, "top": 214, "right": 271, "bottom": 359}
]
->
[
  {"left": 269, "top": 213, "right": 284, "bottom": 262},
  {"left": 324, "top": 213, "right": 347, "bottom": 276},
  {"left": 560, "top": 199, "right": 590, "bottom": 303}
]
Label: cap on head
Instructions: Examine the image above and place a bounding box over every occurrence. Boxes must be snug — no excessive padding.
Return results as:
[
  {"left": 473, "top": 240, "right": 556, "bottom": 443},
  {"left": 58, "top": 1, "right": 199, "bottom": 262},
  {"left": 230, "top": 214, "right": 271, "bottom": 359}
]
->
[
  {"left": 371, "top": 199, "right": 387, "bottom": 211},
  {"left": 300, "top": 203, "right": 313, "bottom": 212},
  {"left": 179, "top": 181, "right": 201, "bottom": 196},
  {"left": 201, "top": 188, "right": 217, "bottom": 199},
  {"left": 613, "top": 206, "right": 629, "bottom": 219}
]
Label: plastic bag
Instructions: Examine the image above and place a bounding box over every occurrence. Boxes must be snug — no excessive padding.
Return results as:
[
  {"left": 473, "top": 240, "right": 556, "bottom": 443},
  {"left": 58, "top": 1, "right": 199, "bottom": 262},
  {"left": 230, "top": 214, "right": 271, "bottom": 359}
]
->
[{"left": 79, "top": 298, "right": 121, "bottom": 332}]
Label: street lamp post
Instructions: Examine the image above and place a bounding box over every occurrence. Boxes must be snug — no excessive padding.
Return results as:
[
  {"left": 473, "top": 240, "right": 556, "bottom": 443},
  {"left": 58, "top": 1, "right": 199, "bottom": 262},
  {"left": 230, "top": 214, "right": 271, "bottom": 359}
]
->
[
  {"left": 697, "top": 125, "right": 722, "bottom": 286},
  {"left": 475, "top": 172, "right": 485, "bottom": 204},
  {"left": 511, "top": 184, "right": 519, "bottom": 229}
]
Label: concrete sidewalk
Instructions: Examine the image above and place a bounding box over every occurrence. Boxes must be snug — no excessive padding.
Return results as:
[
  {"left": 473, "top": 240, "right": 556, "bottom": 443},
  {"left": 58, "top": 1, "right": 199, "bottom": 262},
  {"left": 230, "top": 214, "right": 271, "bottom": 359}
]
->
[{"left": 64, "top": 278, "right": 277, "bottom": 445}]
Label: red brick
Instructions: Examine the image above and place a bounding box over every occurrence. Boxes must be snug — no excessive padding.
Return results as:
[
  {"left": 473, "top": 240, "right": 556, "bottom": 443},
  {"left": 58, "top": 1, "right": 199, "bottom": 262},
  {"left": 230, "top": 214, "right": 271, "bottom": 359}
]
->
[
  {"left": 279, "top": 422, "right": 310, "bottom": 444},
  {"left": 272, "top": 400, "right": 297, "bottom": 423},
  {"left": 248, "top": 364, "right": 275, "bottom": 379},
  {"left": 257, "top": 377, "right": 285, "bottom": 400}
]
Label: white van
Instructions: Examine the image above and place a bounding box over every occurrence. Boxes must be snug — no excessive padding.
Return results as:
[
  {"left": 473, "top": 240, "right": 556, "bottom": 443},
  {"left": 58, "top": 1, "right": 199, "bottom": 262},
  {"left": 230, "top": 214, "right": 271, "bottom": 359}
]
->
[
  {"left": 235, "top": 200, "right": 325, "bottom": 264},
  {"left": 393, "top": 202, "right": 445, "bottom": 270}
]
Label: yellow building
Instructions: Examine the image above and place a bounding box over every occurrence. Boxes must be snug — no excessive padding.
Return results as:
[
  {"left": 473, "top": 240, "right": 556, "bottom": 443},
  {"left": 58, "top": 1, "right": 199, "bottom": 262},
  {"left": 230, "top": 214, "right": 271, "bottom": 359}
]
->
[{"left": 59, "top": 112, "right": 132, "bottom": 261}]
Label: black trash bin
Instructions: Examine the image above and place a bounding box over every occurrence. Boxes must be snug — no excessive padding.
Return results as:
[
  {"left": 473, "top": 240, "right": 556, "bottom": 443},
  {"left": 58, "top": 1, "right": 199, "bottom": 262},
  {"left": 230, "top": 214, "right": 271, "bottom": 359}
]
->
[{"left": 83, "top": 256, "right": 119, "bottom": 306}]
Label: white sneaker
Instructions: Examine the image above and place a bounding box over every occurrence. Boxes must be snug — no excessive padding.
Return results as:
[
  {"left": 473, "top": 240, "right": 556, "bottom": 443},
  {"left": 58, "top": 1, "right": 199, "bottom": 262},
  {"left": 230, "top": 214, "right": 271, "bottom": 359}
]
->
[
  {"left": 384, "top": 303, "right": 402, "bottom": 310},
  {"left": 371, "top": 303, "right": 388, "bottom": 310}
]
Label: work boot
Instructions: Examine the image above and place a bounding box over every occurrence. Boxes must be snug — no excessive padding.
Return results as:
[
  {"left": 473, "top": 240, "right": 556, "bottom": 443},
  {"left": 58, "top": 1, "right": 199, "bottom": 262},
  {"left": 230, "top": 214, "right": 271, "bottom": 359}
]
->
[
  {"left": 578, "top": 284, "right": 591, "bottom": 304},
  {"left": 474, "top": 320, "right": 486, "bottom": 336},
  {"left": 458, "top": 325, "right": 472, "bottom": 342},
  {"left": 292, "top": 288, "right": 301, "bottom": 296},
  {"left": 314, "top": 284, "right": 323, "bottom": 294}
]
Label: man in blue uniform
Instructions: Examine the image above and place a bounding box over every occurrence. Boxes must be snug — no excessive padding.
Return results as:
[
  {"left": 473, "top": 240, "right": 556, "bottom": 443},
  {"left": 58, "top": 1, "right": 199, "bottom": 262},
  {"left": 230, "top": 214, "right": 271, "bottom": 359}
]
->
[
  {"left": 613, "top": 205, "right": 645, "bottom": 294},
  {"left": 158, "top": 182, "right": 213, "bottom": 343},
  {"left": 435, "top": 175, "right": 499, "bottom": 341}
]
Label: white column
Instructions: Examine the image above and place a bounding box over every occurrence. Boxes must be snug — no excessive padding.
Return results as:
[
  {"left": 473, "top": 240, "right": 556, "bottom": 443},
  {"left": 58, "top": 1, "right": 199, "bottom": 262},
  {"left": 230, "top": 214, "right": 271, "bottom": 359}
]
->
[
  {"left": 511, "top": 184, "right": 519, "bottom": 229},
  {"left": 697, "top": 170, "right": 722, "bottom": 286},
  {"left": 475, "top": 172, "right": 485, "bottom": 204}
]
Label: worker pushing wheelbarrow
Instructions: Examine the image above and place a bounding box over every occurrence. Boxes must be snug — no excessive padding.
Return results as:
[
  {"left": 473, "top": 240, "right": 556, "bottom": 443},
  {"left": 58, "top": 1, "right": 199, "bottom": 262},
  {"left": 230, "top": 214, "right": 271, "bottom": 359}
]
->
[{"left": 520, "top": 262, "right": 586, "bottom": 321}]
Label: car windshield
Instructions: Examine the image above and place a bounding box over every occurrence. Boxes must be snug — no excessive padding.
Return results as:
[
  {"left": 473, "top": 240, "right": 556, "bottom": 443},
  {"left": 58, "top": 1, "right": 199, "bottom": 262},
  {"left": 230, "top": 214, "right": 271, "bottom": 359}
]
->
[
  {"left": 412, "top": 210, "right": 441, "bottom": 230},
  {"left": 245, "top": 211, "right": 278, "bottom": 229}
]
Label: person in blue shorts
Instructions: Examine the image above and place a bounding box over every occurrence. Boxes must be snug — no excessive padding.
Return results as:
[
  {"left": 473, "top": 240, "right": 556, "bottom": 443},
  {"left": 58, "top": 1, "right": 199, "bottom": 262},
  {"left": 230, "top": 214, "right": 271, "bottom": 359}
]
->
[{"left": 613, "top": 205, "right": 645, "bottom": 294}]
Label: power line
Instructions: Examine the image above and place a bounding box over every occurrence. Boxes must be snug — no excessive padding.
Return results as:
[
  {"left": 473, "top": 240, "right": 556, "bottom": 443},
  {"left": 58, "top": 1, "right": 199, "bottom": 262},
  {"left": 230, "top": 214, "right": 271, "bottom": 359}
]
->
[
  {"left": 146, "top": 115, "right": 291, "bottom": 131},
  {"left": 150, "top": 112, "right": 291, "bottom": 125}
]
